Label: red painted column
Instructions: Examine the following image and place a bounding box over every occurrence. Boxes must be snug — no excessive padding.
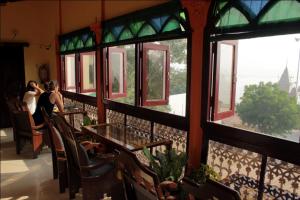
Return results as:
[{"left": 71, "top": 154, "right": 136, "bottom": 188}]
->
[
  {"left": 90, "top": 23, "right": 105, "bottom": 123},
  {"left": 181, "top": 0, "right": 211, "bottom": 168}
]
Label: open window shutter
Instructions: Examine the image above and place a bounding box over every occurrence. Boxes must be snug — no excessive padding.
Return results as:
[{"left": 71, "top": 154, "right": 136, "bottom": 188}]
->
[
  {"left": 213, "top": 41, "right": 238, "bottom": 120},
  {"left": 142, "top": 43, "right": 170, "bottom": 106},
  {"left": 108, "top": 47, "right": 127, "bottom": 99}
]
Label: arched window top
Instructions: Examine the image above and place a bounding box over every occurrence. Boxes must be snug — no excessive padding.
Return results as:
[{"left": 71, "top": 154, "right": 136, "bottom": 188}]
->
[
  {"left": 59, "top": 28, "right": 96, "bottom": 54},
  {"left": 102, "top": 1, "right": 190, "bottom": 46},
  {"left": 211, "top": 0, "right": 300, "bottom": 35}
]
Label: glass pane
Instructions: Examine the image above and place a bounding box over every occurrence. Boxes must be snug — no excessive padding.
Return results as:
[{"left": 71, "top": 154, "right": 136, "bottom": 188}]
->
[
  {"left": 104, "top": 32, "right": 115, "bottom": 43},
  {"left": 138, "top": 24, "right": 156, "bottom": 37},
  {"left": 240, "top": 0, "right": 268, "bottom": 16},
  {"left": 147, "top": 50, "right": 166, "bottom": 100},
  {"left": 162, "top": 19, "right": 180, "bottom": 33},
  {"left": 65, "top": 54, "right": 76, "bottom": 92},
  {"left": 259, "top": 0, "right": 300, "bottom": 24},
  {"left": 81, "top": 53, "right": 96, "bottom": 96},
  {"left": 216, "top": 7, "right": 249, "bottom": 27},
  {"left": 129, "top": 21, "right": 144, "bottom": 35},
  {"left": 212, "top": 34, "right": 300, "bottom": 143},
  {"left": 76, "top": 40, "right": 84, "bottom": 49},
  {"left": 218, "top": 43, "right": 234, "bottom": 113},
  {"left": 119, "top": 28, "right": 133, "bottom": 41},
  {"left": 144, "top": 39, "right": 187, "bottom": 116},
  {"left": 67, "top": 41, "right": 75, "bottom": 51},
  {"left": 111, "top": 52, "right": 124, "bottom": 94},
  {"left": 107, "top": 45, "right": 135, "bottom": 105},
  {"left": 85, "top": 37, "right": 94, "bottom": 47}
]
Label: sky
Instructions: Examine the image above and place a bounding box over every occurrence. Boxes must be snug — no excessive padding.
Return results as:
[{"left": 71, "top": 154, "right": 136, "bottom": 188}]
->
[{"left": 236, "top": 33, "right": 300, "bottom": 102}]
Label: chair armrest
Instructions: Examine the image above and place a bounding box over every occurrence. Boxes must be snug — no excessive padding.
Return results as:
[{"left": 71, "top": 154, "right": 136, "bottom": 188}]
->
[{"left": 32, "top": 123, "right": 46, "bottom": 130}]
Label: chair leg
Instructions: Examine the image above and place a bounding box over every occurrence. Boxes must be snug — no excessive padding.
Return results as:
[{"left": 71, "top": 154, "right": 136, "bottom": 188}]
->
[
  {"left": 58, "top": 160, "right": 67, "bottom": 193},
  {"left": 52, "top": 151, "right": 58, "bottom": 179},
  {"left": 16, "top": 136, "right": 21, "bottom": 154}
]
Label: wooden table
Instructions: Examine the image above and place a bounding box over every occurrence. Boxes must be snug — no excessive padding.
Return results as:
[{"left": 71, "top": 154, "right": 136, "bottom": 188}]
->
[{"left": 82, "top": 123, "right": 172, "bottom": 152}]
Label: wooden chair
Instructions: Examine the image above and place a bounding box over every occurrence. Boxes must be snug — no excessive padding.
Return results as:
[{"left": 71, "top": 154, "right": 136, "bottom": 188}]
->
[
  {"left": 42, "top": 108, "right": 68, "bottom": 193},
  {"left": 117, "top": 148, "right": 164, "bottom": 200},
  {"left": 181, "top": 177, "right": 242, "bottom": 200},
  {"left": 52, "top": 114, "right": 124, "bottom": 200},
  {"left": 12, "top": 107, "right": 47, "bottom": 159}
]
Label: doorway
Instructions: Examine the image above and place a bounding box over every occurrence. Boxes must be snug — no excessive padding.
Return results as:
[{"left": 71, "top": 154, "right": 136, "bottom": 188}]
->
[{"left": 0, "top": 43, "right": 27, "bottom": 128}]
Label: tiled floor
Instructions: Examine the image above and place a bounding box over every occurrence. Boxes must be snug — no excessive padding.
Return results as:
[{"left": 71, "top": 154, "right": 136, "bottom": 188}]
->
[{"left": 0, "top": 128, "right": 81, "bottom": 200}]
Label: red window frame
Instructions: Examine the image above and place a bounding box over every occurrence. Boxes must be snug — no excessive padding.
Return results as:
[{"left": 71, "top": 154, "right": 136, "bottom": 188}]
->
[
  {"left": 108, "top": 47, "right": 127, "bottom": 99},
  {"left": 213, "top": 41, "right": 237, "bottom": 120},
  {"left": 142, "top": 43, "right": 170, "bottom": 106},
  {"left": 64, "top": 54, "right": 76, "bottom": 91},
  {"left": 79, "top": 51, "right": 96, "bottom": 93}
]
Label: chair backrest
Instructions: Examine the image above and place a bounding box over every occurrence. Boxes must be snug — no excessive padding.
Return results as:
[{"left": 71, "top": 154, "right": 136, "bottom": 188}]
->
[
  {"left": 12, "top": 110, "right": 33, "bottom": 137},
  {"left": 52, "top": 114, "right": 91, "bottom": 174},
  {"left": 182, "top": 177, "right": 241, "bottom": 200},
  {"left": 41, "top": 108, "right": 65, "bottom": 152},
  {"left": 118, "top": 148, "right": 163, "bottom": 200}
]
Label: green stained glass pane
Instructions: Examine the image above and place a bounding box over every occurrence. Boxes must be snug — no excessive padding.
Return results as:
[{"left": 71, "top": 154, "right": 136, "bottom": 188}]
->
[
  {"left": 76, "top": 40, "right": 84, "bottom": 49},
  {"left": 138, "top": 24, "right": 156, "bottom": 37},
  {"left": 179, "top": 11, "right": 186, "bottom": 21},
  {"left": 104, "top": 32, "right": 115, "bottom": 43},
  {"left": 119, "top": 28, "right": 133, "bottom": 40},
  {"left": 67, "top": 41, "right": 75, "bottom": 51},
  {"left": 259, "top": 0, "right": 300, "bottom": 24},
  {"left": 72, "top": 36, "right": 79, "bottom": 45},
  {"left": 162, "top": 19, "right": 180, "bottom": 32},
  {"left": 60, "top": 44, "right": 66, "bottom": 52},
  {"left": 129, "top": 21, "right": 144, "bottom": 35},
  {"left": 216, "top": 7, "right": 249, "bottom": 27},
  {"left": 85, "top": 37, "right": 94, "bottom": 47}
]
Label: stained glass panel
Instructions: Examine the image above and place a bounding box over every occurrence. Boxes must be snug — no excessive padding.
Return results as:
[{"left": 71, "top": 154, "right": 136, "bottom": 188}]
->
[
  {"left": 101, "top": 2, "right": 189, "bottom": 44},
  {"left": 119, "top": 28, "right": 133, "bottom": 40},
  {"left": 129, "top": 21, "right": 145, "bottom": 35},
  {"left": 138, "top": 24, "right": 156, "bottom": 37},
  {"left": 76, "top": 40, "right": 84, "bottom": 49},
  {"left": 162, "top": 19, "right": 180, "bottom": 33},
  {"left": 240, "top": 0, "right": 269, "bottom": 16},
  {"left": 259, "top": 0, "right": 300, "bottom": 24},
  {"left": 216, "top": 7, "right": 249, "bottom": 27}
]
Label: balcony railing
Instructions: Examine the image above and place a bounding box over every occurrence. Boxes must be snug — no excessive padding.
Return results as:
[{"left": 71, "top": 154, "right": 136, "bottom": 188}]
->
[{"left": 207, "top": 140, "right": 300, "bottom": 200}]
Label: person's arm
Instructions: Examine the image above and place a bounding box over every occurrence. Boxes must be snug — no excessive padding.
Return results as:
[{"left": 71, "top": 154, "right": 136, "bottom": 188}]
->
[
  {"left": 32, "top": 83, "right": 44, "bottom": 96},
  {"left": 54, "top": 93, "right": 64, "bottom": 112}
]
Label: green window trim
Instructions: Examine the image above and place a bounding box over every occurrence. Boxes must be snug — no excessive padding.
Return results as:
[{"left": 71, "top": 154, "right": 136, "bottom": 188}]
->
[
  {"left": 59, "top": 28, "right": 96, "bottom": 54},
  {"left": 102, "top": 1, "right": 190, "bottom": 45},
  {"left": 211, "top": 0, "right": 300, "bottom": 34}
]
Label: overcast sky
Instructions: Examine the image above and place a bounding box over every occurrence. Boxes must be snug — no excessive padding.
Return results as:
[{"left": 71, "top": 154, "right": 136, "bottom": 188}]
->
[{"left": 236, "top": 33, "right": 300, "bottom": 102}]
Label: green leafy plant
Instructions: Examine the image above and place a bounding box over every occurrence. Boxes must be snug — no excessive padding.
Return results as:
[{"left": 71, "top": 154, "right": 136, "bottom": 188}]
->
[
  {"left": 237, "top": 82, "right": 299, "bottom": 135},
  {"left": 82, "top": 115, "right": 96, "bottom": 126},
  {"left": 143, "top": 147, "right": 187, "bottom": 182},
  {"left": 189, "top": 164, "right": 220, "bottom": 184}
]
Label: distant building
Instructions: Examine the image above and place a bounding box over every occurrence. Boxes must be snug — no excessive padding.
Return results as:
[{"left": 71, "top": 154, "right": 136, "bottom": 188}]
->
[
  {"left": 278, "top": 67, "right": 300, "bottom": 104},
  {"left": 278, "top": 67, "right": 290, "bottom": 93}
]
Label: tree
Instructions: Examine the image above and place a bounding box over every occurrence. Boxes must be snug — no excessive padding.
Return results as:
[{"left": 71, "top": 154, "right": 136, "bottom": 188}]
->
[{"left": 236, "top": 82, "right": 300, "bottom": 135}]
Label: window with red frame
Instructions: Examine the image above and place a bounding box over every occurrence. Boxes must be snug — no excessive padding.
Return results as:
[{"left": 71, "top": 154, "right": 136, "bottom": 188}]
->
[
  {"left": 142, "top": 43, "right": 170, "bottom": 106},
  {"left": 80, "top": 52, "right": 96, "bottom": 94},
  {"left": 64, "top": 54, "right": 76, "bottom": 92},
  {"left": 213, "top": 41, "right": 237, "bottom": 120},
  {"left": 108, "top": 47, "right": 127, "bottom": 99}
]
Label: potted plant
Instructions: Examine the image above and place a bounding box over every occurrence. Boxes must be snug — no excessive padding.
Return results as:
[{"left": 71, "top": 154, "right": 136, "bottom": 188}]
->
[
  {"left": 188, "top": 164, "right": 219, "bottom": 184},
  {"left": 143, "top": 147, "right": 188, "bottom": 199}
]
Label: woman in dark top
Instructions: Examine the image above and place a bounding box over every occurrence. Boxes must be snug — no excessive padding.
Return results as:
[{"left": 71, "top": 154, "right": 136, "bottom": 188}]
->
[{"left": 33, "top": 80, "right": 64, "bottom": 125}]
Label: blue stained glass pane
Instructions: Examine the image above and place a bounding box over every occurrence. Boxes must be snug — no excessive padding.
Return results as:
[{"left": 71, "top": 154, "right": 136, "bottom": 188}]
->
[
  {"left": 81, "top": 33, "right": 89, "bottom": 42},
  {"left": 151, "top": 15, "right": 168, "bottom": 31},
  {"left": 112, "top": 25, "right": 124, "bottom": 38},
  {"left": 240, "top": 0, "right": 269, "bottom": 16}
]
